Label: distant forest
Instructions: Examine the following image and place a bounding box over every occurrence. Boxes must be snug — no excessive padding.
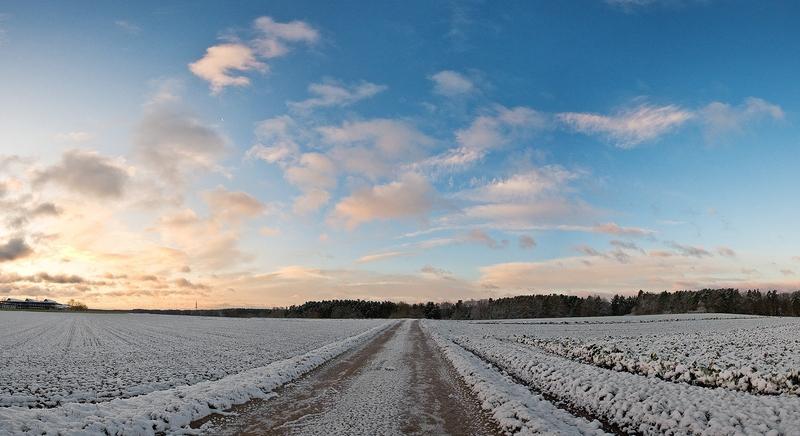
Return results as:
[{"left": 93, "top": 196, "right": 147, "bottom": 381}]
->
[{"left": 133, "top": 288, "right": 800, "bottom": 320}]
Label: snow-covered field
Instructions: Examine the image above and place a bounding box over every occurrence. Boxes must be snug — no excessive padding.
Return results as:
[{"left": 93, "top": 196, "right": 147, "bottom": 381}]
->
[
  {"left": 0, "top": 311, "right": 391, "bottom": 434},
  {"left": 3, "top": 312, "right": 798, "bottom": 435},
  {"left": 425, "top": 313, "right": 800, "bottom": 435}
]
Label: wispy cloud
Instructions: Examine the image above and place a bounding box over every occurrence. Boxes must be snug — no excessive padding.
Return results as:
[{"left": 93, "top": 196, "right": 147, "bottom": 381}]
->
[
  {"left": 430, "top": 70, "right": 475, "bottom": 97},
  {"left": 716, "top": 246, "right": 737, "bottom": 258},
  {"left": 289, "top": 80, "right": 386, "bottom": 113},
  {"left": 558, "top": 104, "right": 693, "bottom": 148},
  {"left": 669, "top": 242, "right": 713, "bottom": 258},
  {"left": 700, "top": 97, "right": 784, "bottom": 140},
  {"left": 114, "top": 20, "right": 141, "bottom": 35},
  {"left": 54, "top": 131, "right": 94, "bottom": 143},
  {"left": 417, "top": 106, "right": 547, "bottom": 173},
  {"left": 605, "top": 0, "right": 703, "bottom": 12},
  {"left": 356, "top": 250, "right": 413, "bottom": 263},
  {"left": 458, "top": 166, "right": 579, "bottom": 202}
]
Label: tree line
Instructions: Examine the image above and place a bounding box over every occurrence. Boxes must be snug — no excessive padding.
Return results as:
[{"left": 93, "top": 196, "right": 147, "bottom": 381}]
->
[{"left": 132, "top": 288, "right": 800, "bottom": 319}]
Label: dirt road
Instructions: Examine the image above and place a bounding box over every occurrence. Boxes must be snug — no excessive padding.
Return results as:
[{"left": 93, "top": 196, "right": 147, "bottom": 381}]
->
[{"left": 196, "top": 320, "right": 499, "bottom": 436}]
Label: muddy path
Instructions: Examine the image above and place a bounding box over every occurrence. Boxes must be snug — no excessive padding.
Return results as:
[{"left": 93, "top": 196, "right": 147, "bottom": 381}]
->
[{"left": 194, "top": 320, "right": 500, "bottom": 436}]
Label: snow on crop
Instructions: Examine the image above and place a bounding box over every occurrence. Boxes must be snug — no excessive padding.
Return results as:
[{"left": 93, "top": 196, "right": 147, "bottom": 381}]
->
[
  {"left": 513, "top": 323, "right": 800, "bottom": 395},
  {"left": 0, "top": 312, "right": 386, "bottom": 408},
  {"left": 0, "top": 311, "right": 391, "bottom": 434},
  {"left": 426, "top": 314, "right": 800, "bottom": 435}
]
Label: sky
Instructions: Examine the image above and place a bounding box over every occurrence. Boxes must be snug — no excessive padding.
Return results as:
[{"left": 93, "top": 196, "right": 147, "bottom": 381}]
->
[{"left": 1, "top": 0, "right": 799, "bottom": 309}]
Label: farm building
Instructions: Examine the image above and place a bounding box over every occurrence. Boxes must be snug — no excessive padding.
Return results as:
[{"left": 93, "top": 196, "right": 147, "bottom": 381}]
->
[{"left": 0, "top": 298, "right": 69, "bottom": 310}]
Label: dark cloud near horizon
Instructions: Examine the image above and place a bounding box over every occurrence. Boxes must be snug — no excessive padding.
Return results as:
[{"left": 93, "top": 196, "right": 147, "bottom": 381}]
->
[
  {"left": 670, "top": 242, "right": 713, "bottom": 258},
  {"left": 0, "top": 238, "right": 33, "bottom": 262},
  {"left": 518, "top": 235, "right": 536, "bottom": 249}
]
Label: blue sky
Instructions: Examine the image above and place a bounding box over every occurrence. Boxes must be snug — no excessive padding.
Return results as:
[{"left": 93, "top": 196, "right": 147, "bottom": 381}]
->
[{"left": 1, "top": 1, "right": 798, "bottom": 309}]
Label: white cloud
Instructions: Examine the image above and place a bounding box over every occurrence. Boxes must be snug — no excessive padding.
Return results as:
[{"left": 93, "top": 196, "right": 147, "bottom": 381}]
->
[
  {"left": 463, "top": 200, "right": 597, "bottom": 227},
  {"left": 558, "top": 104, "right": 693, "bottom": 148},
  {"left": 154, "top": 208, "right": 252, "bottom": 270},
  {"left": 284, "top": 152, "right": 337, "bottom": 191},
  {"left": 190, "top": 16, "right": 318, "bottom": 93},
  {"left": 114, "top": 20, "right": 141, "bottom": 34},
  {"left": 284, "top": 153, "right": 337, "bottom": 215},
  {"left": 445, "top": 165, "right": 601, "bottom": 230},
  {"left": 252, "top": 16, "right": 319, "bottom": 58},
  {"left": 246, "top": 115, "right": 301, "bottom": 165},
  {"left": 478, "top": 250, "right": 736, "bottom": 295},
  {"left": 188, "top": 43, "right": 267, "bottom": 94},
  {"left": 259, "top": 226, "right": 280, "bottom": 237},
  {"left": 420, "top": 106, "right": 547, "bottom": 172},
  {"left": 700, "top": 97, "right": 784, "bottom": 139},
  {"left": 430, "top": 70, "right": 474, "bottom": 97},
  {"left": 330, "top": 173, "right": 436, "bottom": 229},
  {"left": 134, "top": 102, "right": 227, "bottom": 184},
  {"left": 247, "top": 142, "right": 297, "bottom": 164},
  {"left": 202, "top": 186, "right": 266, "bottom": 222},
  {"left": 292, "top": 189, "right": 331, "bottom": 216},
  {"left": 605, "top": 0, "right": 698, "bottom": 12},
  {"left": 319, "top": 119, "right": 432, "bottom": 180},
  {"left": 248, "top": 116, "right": 434, "bottom": 215},
  {"left": 459, "top": 166, "right": 579, "bottom": 202},
  {"left": 54, "top": 131, "right": 94, "bottom": 143},
  {"left": 356, "top": 251, "right": 413, "bottom": 264},
  {"left": 606, "top": 0, "right": 659, "bottom": 8},
  {"left": 318, "top": 119, "right": 432, "bottom": 157},
  {"left": 457, "top": 106, "right": 546, "bottom": 150},
  {"left": 590, "top": 223, "right": 654, "bottom": 237},
  {"left": 289, "top": 80, "right": 386, "bottom": 113}
]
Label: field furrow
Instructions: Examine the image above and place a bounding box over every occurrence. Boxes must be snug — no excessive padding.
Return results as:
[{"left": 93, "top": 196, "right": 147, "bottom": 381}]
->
[{"left": 452, "top": 336, "right": 800, "bottom": 435}]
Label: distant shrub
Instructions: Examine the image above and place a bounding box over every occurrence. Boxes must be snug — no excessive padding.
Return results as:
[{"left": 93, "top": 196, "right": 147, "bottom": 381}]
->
[{"left": 67, "top": 299, "right": 88, "bottom": 311}]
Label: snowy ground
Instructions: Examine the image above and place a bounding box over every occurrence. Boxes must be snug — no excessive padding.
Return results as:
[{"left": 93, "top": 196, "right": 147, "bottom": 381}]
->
[
  {"left": 428, "top": 313, "right": 800, "bottom": 435},
  {"left": 0, "top": 312, "right": 386, "bottom": 408},
  {"left": 2, "top": 312, "right": 798, "bottom": 435},
  {"left": 0, "top": 311, "right": 390, "bottom": 434}
]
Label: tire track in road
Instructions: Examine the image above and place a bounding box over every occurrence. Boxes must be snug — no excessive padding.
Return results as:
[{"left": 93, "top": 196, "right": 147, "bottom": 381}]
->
[
  {"left": 196, "top": 320, "right": 500, "bottom": 436},
  {"left": 401, "top": 321, "right": 500, "bottom": 435},
  {"left": 193, "top": 322, "right": 404, "bottom": 435}
]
